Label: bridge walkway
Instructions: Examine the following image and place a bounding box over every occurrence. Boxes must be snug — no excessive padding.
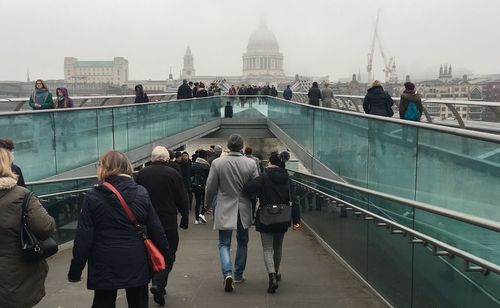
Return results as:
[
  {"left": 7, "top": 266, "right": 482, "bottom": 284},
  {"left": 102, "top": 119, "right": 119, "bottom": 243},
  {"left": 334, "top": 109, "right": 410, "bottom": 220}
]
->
[{"left": 38, "top": 216, "right": 386, "bottom": 308}]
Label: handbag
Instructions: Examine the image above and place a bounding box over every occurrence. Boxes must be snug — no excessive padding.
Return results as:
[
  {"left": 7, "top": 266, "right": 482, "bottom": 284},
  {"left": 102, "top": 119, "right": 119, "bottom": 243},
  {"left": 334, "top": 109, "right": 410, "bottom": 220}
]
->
[
  {"left": 258, "top": 173, "right": 292, "bottom": 226},
  {"left": 384, "top": 91, "right": 394, "bottom": 117},
  {"left": 20, "top": 192, "right": 58, "bottom": 261},
  {"left": 101, "top": 182, "right": 166, "bottom": 273}
]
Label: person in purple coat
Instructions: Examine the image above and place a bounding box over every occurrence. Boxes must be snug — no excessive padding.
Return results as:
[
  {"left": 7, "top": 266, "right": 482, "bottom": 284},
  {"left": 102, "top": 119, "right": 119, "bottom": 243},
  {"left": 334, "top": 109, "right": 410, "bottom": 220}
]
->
[{"left": 55, "top": 87, "right": 74, "bottom": 108}]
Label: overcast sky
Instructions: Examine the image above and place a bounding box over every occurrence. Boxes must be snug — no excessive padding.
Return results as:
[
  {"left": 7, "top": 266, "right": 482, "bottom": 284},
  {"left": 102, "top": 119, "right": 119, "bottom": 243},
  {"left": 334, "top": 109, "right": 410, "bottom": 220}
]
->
[{"left": 1, "top": 0, "right": 499, "bottom": 82}]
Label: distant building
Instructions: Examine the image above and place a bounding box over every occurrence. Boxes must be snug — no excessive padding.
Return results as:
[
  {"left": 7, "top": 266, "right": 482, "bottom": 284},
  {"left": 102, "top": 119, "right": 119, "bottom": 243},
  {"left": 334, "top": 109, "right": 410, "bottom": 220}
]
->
[
  {"left": 64, "top": 57, "right": 128, "bottom": 85},
  {"left": 483, "top": 80, "right": 500, "bottom": 102},
  {"left": 180, "top": 46, "right": 196, "bottom": 80},
  {"left": 176, "top": 20, "right": 326, "bottom": 90},
  {"left": 242, "top": 20, "right": 284, "bottom": 78}
]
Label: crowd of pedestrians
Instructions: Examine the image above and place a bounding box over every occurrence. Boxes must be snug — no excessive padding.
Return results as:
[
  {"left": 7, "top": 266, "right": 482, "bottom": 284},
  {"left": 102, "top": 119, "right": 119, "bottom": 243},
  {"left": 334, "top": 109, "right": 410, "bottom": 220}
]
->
[
  {"left": 0, "top": 132, "right": 301, "bottom": 307},
  {"left": 25, "top": 79, "right": 153, "bottom": 110}
]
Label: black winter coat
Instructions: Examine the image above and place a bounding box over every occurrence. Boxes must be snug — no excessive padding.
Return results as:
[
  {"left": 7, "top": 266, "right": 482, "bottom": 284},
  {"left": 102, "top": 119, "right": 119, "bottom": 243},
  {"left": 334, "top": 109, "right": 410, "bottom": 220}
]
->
[
  {"left": 308, "top": 87, "right": 322, "bottom": 106},
  {"left": 134, "top": 93, "right": 149, "bottom": 104},
  {"left": 363, "top": 85, "right": 394, "bottom": 116},
  {"left": 178, "top": 160, "right": 192, "bottom": 191},
  {"left": 136, "top": 162, "right": 189, "bottom": 231},
  {"left": 196, "top": 89, "right": 208, "bottom": 97},
  {"left": 191, "top": 158, "right": 210, "bottom": 188},
  {"left": 68, "top": 176, "right": 173, "bottom": 290},
  {"left": 177, "top": 84, "right": 193, "bottom": 99},
  {"left": 11, "top": 164, "right": 25, "bottom": 187},
  {"left": 243, "top": 167, "right": 300, "bottom": 233}
]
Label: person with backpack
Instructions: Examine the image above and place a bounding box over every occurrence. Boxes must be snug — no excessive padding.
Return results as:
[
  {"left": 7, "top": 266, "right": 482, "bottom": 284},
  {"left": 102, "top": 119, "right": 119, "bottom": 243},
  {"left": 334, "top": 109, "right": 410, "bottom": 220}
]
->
[
  {"left": 399, "top": 82, "right": 423, "bottom": 121},
  {"left": 191, "top": 149, "right": 210, "bottom": 224}
]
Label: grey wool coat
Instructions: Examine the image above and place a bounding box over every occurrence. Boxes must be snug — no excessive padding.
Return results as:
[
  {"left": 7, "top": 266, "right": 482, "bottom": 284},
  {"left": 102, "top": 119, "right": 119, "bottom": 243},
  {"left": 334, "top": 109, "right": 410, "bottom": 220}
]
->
[
  {"left": 205, "top": 152, "right": 259, "bottom": 230},
  {"left": 0, "top": 177, "right": 56, "bottom": 308}
]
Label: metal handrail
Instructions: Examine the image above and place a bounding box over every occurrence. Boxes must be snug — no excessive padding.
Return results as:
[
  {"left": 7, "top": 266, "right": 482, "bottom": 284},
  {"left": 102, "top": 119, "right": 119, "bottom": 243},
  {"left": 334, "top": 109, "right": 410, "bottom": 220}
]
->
[
  {"left": 26, "top": 174, "right": 98, "bottom": 186},
  {"left": 0, "top": 94, "right": 214, "bottom": 116},
  {"left": 269, "top": 95, "right": 500, "bottom": 143},
  {"left": 287, "top": 92, "right": 500, "bottom": 131},
  {"left": 2, "top": 93, "right": 500, "bottom": 142},
  {"left": 292, "top": 178, "right": 500, "bottom": 275},
  {"left": 288, "top": 169, "right": 500, "bottom": 232},
  {"left": 38, "top": 188, "right": 89, "bottom": 198},
  {"left": 0, "top": 92, "right": 178, "bottom": 111}
]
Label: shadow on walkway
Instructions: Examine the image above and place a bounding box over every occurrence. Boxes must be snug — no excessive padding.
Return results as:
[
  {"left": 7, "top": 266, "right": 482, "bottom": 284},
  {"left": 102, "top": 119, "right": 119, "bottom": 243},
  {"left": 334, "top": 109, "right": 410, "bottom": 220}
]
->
[{"left": 39, "top": 215, "right": 386, "bottom": 308}]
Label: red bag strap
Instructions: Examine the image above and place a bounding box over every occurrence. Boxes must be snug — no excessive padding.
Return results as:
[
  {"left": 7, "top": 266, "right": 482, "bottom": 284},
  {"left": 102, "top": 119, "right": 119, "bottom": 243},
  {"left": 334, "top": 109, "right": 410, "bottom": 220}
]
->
[{"left": 102, "top": 182, "right": 138, "bottom": 225}]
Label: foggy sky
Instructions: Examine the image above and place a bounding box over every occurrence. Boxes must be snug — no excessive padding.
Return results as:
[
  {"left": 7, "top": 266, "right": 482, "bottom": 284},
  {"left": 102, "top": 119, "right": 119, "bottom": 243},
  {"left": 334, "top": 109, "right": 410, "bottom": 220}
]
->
[{"left": 1, "top": 0, "right": 499, "bottom": 82}]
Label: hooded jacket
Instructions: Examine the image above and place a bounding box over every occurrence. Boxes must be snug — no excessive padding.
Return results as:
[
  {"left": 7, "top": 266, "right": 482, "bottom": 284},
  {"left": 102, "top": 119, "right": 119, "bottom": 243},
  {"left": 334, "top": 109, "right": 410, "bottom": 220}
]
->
[
  {"left": 363, "top": 85, "right": 394, "bottom": 116},
  {"left": 134, "top": 85, "right": 149, "bottom": 104},
  {"left": 68, "top": 175, "right": 173, "bottom": 290},
  {"left": 56, "top": 87, "right": 74, "bottom": 108},
  {"left": 0, "top": 177, "right": 56, "bottom": 308},
  {"left": 243, "top": 167, "right": 300, "bottom": 233},
  {"left": 399, "top": 92, "right": 423, "bottom": 120}
]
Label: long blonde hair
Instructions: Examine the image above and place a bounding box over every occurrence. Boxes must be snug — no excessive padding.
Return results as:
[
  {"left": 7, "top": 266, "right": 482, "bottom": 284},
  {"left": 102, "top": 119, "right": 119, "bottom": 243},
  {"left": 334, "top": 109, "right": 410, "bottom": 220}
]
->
[
  {"left": 0, "top": 148, "right": 17, "bottom": 179},
  {"left": 97, "top": 150, "right": 133, "bottom": 181}
]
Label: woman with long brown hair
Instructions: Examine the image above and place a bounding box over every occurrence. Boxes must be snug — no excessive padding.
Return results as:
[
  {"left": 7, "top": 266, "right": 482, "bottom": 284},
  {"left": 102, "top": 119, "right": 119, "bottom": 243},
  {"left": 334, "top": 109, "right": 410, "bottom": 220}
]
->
[{"left": 28, "top": 79, "right": 54, "bottom": 110}]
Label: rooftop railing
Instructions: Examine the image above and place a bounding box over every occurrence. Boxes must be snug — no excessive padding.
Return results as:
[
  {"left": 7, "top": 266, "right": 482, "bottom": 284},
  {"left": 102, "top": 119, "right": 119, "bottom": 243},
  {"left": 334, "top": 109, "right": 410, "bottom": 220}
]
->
[
  {"left": 289, "top": 170, "right": 499, "bottom": 307},
  {"left": 282, "top": 92, "right": 500, "bottom": 133},
  {"left": 0, "top": 92, "right": 177, "bottom": 111}
]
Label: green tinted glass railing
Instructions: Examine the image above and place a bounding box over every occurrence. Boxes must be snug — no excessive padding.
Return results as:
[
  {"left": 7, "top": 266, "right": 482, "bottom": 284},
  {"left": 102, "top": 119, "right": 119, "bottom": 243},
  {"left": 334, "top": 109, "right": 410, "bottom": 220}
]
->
[
  {"left": 268, "top": 97, "right": 500, "bottom": 222},
  {"left": 288, "top": 170, "right": 500, "bottom": 308},
  {"left": 219, "top": 96, "right": 268, "bottom": 119},
  {"left": 1, "top": 98, "right": 221, "bottom": 181},
  {"left": 26, "top": 176, "right": 97, "bottom": 196},
  {"left": 28, "top": 176, "right": 99, "bottom": 244}
]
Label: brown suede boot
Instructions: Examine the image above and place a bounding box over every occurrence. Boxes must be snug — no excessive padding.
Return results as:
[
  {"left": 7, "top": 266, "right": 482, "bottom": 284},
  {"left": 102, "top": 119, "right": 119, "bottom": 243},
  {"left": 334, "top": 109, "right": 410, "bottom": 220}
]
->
[{"left": 267, "top": 273, "right": 278, "bottom": 293}]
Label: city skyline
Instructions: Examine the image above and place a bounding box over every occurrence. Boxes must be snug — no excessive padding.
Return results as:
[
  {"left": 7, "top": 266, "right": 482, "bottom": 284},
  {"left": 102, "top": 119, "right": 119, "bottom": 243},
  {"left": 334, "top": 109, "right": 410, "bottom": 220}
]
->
[{"left": 1, "top": 0, "right": 500, "bottom": 82}]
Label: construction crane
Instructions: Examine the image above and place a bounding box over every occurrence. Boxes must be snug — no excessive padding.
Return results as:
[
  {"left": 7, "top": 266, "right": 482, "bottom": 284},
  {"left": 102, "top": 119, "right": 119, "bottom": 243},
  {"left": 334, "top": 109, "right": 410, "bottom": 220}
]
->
[
  {"left": 374, "top": 19, "right": 395, "bottom": 83},
  {"left": 366, "top": 9, "right": 397, "bottom": 84},
  {"left": 366, "top": 9, "right": 380, "bottom": 84}
]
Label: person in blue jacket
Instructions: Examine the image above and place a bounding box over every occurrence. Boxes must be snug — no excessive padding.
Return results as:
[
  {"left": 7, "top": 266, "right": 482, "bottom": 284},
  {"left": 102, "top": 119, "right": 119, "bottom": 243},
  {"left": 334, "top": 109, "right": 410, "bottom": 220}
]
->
[{"left": 283, "top": 85, "right": 293, "bottom": 100}]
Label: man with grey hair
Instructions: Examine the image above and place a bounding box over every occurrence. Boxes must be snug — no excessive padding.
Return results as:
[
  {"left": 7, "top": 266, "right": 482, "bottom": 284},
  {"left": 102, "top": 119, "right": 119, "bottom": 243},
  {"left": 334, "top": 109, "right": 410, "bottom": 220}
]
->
[
  {"left": 321, "top": 82, "right": 334, "bottom": 108},
  {"left": 205, "top": 134, "right": 259, "bottom": 292},
  {"left": 136, "top": 146, "right": 189, "bottom": 306}
]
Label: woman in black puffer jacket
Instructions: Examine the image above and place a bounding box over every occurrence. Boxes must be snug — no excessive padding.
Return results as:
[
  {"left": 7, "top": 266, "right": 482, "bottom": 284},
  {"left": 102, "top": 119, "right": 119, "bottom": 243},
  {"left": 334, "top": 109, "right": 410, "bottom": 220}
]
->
[
  {"left": 363, "top": 80, "right": 394, "bottom": 117},
  {"left": 68, "top": 150, "right": 173, "bottom": 308},
  {"left": 243, "top": 152, "right": 301, "bottom": 294}
]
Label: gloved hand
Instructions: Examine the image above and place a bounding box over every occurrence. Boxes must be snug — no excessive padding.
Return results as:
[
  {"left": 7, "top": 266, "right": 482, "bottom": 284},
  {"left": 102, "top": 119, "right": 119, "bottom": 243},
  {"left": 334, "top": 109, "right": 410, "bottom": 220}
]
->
[
  {"left": 67, "top": 270, "right": 81, "bottom": 283},
  {"left": 68, "top": 261, "right": 82, "bottom": 282},
  {"left": 180, "top": 216, "right": 189, "bottom": 229}
]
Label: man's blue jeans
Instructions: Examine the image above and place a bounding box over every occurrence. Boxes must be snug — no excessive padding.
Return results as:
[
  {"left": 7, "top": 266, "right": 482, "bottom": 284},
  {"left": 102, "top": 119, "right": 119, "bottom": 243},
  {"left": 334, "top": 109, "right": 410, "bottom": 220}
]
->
[{"left": 218, "top": 215, "right": 249, "bottom": 278}]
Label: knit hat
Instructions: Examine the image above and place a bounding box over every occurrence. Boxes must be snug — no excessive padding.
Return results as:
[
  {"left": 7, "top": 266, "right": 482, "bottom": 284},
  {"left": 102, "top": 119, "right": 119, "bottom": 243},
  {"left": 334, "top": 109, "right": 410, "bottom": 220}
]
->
[{"left": 227, "top": 134, "right": 244, "bottom": 152}]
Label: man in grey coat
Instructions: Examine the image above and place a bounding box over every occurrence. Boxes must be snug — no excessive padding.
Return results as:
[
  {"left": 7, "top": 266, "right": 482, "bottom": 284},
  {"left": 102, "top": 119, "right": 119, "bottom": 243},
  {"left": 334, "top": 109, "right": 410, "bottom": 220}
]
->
[
  {"left": 321, "top": 82, "right": 334, "bottom": 108},
  {"left": 205, "top": 134, "right": 259, "bottom": 292}
]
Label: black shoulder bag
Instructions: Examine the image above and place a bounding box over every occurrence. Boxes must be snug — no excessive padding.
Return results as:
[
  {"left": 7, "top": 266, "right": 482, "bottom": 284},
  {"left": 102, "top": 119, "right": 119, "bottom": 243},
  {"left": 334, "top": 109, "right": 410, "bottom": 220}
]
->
[
  {"left": 20, "top": 192, "right": 58, "bottom": 261},
  {"left": 258, "top": 173, "right": 293, "bottom": 226}
]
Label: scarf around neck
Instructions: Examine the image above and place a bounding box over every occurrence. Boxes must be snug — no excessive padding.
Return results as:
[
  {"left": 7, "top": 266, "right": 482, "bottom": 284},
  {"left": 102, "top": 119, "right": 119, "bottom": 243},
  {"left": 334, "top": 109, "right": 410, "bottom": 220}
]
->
[{"left": 35, "top": 88, "right": 48, "bottom": 104}]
